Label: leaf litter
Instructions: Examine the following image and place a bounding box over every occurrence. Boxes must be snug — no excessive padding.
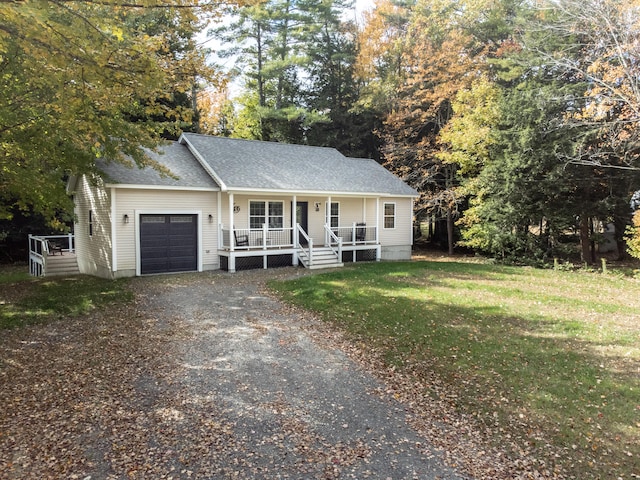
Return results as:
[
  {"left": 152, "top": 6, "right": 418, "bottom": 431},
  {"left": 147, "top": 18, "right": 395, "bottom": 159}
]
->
[{"left": 0, "top": 268, "right": 575, "bottom": 479}]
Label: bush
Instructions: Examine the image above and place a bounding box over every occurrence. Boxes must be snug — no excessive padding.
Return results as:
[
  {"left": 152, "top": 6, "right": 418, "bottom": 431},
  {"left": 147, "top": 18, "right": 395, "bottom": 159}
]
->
[{"left": 625, "top": 210, "right": 640, "bottom": 259}]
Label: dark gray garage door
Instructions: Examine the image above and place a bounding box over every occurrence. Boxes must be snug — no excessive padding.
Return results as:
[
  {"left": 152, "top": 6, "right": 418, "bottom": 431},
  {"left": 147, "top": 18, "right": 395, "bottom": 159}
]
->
[{"left": 140, "top": 214, "right": 198, "bottom": 274}]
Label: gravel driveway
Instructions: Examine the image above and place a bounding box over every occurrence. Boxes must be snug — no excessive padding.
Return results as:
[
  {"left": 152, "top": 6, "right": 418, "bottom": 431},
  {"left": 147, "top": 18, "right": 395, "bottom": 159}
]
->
[{"left": 1, "top": 268, "right": 469, "bottom": 479}]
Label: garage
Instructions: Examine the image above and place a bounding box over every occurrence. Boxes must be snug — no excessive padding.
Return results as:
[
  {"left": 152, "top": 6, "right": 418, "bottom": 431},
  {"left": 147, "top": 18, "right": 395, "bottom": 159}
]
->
[{"left": 140, "top": 214, "right": 198, "bottom": 274}]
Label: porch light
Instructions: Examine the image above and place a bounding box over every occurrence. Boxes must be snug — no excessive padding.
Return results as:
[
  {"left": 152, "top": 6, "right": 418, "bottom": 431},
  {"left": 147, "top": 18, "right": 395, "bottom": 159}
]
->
[
  {"left": 123, "top": 214, "right": 129, "bottom": 224},
  {"left": 315, "top": 202, "right": 321, "bottom": 212},
  {"left": 208, "top": 214, "right": 213, "bottom": 223}
]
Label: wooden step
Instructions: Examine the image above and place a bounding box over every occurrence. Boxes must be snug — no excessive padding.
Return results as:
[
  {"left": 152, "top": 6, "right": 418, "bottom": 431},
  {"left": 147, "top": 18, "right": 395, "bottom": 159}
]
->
[
  {"left": 45, "top": 254, "right": 80, "bottom": 276},
  {"left": 298, "top": 247, "right": 343, "bottom": 270}
]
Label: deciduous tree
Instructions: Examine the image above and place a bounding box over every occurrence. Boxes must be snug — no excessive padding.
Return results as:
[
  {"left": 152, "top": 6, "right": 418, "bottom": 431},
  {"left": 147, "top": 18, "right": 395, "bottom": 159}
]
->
[{"left": 0, "top": 0, "right": 220, "bottom": 225}]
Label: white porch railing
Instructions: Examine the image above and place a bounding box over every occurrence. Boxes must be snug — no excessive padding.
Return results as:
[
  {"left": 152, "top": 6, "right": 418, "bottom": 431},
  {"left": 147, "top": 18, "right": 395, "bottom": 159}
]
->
[
  {"left": 28, "top": 234, "right": 75, "bottom": 277},
  {"left": 330, "top": 224, "right": 377, "bottom": 245},
  {"left": 296, "top": 223, "right": 314, "bottom": 266},
  {"left": 324, "top": 225, "right": 343, "bottom": 260},
  {"left": 219, "top": 225, "right": 295, "bottom": 250}
]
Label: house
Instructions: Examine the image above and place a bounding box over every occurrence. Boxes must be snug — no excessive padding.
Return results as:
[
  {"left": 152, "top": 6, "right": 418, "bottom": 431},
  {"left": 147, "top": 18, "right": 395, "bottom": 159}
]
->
[{"left": 67, "top": 133, "right": 418, "bottom": 278}]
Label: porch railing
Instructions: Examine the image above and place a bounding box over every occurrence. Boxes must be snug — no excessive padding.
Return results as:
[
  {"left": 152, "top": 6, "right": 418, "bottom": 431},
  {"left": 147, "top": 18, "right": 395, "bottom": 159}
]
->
[
  {"left": 296, "top": 223, "right": 313, "bottom": 266},
  {"left": 324, "top": 225, "right": 343, "bottom": 260},
  {"left": 330, "top": 224, "right": 377, "bottom": 245},
  {"left": 28, "top": 234, "right": 75, "bottom": 277},
  {"left": 219, "top": 225, "right": 295, "bottom": 250}
]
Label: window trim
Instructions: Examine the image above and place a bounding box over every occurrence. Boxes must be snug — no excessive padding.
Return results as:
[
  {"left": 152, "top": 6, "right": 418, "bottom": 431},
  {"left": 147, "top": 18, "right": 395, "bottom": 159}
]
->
[
  {"left": 383, "top": 202, "right": 396, "bottom": 229},
  {"left": 249, "top": 200, "right": 285, "bottom": 230}
]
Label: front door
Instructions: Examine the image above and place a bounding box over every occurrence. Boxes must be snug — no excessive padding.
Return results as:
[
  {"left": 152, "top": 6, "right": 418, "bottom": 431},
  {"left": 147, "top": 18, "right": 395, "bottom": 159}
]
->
[{"left": 293, "top": 202, "right": 308, "bottom": 246}]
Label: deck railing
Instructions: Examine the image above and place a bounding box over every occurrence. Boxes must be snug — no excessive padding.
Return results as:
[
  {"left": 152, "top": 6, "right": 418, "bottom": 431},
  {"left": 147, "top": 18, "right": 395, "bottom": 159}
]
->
[
  {"left": 324, "top": 225, "right": 342, "bottom": 260},
  {"left": 330, "top": 224, "right": 377, "bottom": 245},
  {"left": 219, "top": 225, "right": 295, "bottom": 250},
  {"left": 28, "top": 234, "right": 75, "bottom": 277},
  {"left": 296, "top": 223, "right": 313, "bottom": 266}
]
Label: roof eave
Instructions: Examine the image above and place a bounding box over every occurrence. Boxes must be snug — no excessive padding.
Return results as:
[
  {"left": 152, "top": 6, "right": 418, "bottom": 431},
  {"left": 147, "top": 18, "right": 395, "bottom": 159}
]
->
[
  {"left": 104, "top": 183, "right": 219, "bottom": 192},
  {"left": 226, "top": 187, "right": 417, "bottom": 198}
]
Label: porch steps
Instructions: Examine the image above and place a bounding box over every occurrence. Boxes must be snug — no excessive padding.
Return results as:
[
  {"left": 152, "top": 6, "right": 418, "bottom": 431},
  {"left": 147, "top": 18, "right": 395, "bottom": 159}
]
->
[
  {"left": 45, "top": 253, "right": 80, "bottom": 276},
  {"left": 298, "top": 246, "right": 344, "bottom": 270}
]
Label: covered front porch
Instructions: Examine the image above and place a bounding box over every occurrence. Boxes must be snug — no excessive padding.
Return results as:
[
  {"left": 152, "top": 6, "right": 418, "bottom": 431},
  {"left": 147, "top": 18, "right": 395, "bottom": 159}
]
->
[
  {"left": 216, "top": 192, "right": 385, "bottom": 272},
  {"left": 218, "top": 223, "right": 380, "bottom": 273}
]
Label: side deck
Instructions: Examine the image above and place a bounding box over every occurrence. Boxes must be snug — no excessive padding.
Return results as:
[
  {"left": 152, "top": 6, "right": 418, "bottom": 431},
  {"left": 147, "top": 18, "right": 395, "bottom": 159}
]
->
[{"left": 28, "top": 235, "right": 79, "bottom": 277}]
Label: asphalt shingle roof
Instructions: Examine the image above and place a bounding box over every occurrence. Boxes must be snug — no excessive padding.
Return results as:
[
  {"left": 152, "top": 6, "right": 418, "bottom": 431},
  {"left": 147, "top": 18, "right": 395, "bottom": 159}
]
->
[
  {"left": 180, "top": 133, "right": 417, "bottom": 197},
  {"left": 99, "top": 141, "right": 219, "bottom": 190}
]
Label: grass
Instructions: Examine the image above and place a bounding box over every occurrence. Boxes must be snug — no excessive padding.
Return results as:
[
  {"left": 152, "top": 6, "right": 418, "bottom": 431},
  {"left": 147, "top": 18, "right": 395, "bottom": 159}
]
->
[
  {"left": 269, "top": 260, "right": 640, "bottom": 479},
  {"left": 0, "top": 265, "right": 132, "bottom": 330}
]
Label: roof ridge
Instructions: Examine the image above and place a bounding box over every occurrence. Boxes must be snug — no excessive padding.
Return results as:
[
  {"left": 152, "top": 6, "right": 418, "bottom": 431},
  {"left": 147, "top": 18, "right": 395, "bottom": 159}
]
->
[{"left": 181, "top": 132, "right": 346, "bottom": 155}]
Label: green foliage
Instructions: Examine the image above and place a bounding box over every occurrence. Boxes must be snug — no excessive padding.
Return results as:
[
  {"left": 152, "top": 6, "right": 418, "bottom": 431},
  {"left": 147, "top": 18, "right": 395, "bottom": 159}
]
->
[
  {"left": 625, "top": 210, "right": 640, "bottom": 259},
  {"left": 0, "top": 0, "right": 215, "bottom": 226},
  {"left": 210, "top": 0, "right": 372, "bottom": 154},
  {"left": 270, "top": 261, "right": 640, "bottom": 479}
]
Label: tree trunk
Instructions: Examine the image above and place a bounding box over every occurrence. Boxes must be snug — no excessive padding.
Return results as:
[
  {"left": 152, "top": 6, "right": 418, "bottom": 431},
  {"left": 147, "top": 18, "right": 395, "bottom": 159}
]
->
[
  {"left": 447, "top": 207, "right": 454, "bottom": 256},
  {"left": 579, "top": 215, "right": 592, "bottom": 264}
]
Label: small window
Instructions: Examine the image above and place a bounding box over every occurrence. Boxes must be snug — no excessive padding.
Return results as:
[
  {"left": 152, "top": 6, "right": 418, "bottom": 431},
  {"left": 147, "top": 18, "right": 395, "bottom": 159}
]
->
[
  {"left": 142, "top": 216, "right": 166, "bottom": 223},
  {"left": 383, "top": 203, "right": 396, "bottom": 229},
  {"left": 171, "top": 216, "right": 193, "bottom": 223},
  {"left": 89, "top": 210, "right": 93, "bottom": 236},
  {"left": 330, "top": 202, "right": 340, "bottom": 228},
  {"left": 250, "top": 201, "right": 284, "bottom": 229}
]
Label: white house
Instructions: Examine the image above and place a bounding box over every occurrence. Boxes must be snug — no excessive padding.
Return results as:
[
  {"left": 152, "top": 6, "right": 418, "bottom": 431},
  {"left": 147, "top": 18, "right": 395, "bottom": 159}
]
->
[{"left": 67, "top": 133, "right": 418, "bottom": 278}]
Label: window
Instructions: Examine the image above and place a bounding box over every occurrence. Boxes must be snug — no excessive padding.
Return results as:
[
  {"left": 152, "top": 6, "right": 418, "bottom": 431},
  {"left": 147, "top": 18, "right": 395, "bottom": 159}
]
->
[
  {"left": 383, "top": 203, "right": 396, "bottom": 229},
  {"left": 250, "top": 201, "right": 284, "bottom": 229},
  {"left": 329, "top": 202, "right": 340, "bottom": 228},
  {"left": 89, "top": 210, "right": 93, "bottom": 236}
]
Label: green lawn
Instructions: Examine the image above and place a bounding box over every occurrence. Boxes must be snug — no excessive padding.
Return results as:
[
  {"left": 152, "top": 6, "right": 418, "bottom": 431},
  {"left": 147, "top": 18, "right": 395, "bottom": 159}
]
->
[
  {"left": 269, "top": 260, "right": 640, "bottom": 479},
  {"left": 0, "top": 265, "right": 132, "bottom": 330}
]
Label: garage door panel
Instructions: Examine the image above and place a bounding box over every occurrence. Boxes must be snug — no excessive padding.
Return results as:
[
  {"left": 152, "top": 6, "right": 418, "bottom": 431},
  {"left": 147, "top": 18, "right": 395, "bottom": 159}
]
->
[{"left": 140, "top": 214, "right": 197, "bottom": 274}]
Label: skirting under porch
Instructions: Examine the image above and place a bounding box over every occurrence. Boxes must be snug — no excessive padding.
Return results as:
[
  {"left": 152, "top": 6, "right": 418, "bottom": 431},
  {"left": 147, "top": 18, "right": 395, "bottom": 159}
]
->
[{"left": 218, "top": 244, "right": 381, "bottom": 273}]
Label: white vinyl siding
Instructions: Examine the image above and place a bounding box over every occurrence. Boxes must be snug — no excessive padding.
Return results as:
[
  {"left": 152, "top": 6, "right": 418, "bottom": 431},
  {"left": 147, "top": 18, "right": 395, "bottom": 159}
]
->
[
  {"left": 73, "top": 175, "right": 113, "bottom": 277},
  {"left": 378, "top": 198, "right": 412, "bottom": 248}
]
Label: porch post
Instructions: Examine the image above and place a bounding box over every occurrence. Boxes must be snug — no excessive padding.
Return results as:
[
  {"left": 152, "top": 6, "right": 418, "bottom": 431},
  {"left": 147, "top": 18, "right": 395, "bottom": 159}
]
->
[
  {"left": 325, "top": 196, "right": 332, "bottom": 246},
  {"left": 229, "top": 193, "right": 235, "bottom": 252},
  {"left": 292, "top": 194, "right": 297, "bottom": 245},
  {"left": 292, "top": 195, "right": 298, "bottom": 266},
  {"left": 376, "top": 198, "right": 381, "bottom": 261},
  {"left": 217, "top": 191, "right": 222, "bottom": 242}
]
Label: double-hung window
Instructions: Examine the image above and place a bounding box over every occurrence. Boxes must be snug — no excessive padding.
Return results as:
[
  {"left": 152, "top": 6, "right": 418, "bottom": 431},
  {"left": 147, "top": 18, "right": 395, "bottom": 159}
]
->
[
  {"left": 329, "top": 202, "right": 340, "bottom": 228},
  {"left": 249, "top": 201, "right": 284, "bottom": 229},
  {"left": 383, "top": 203, "right": 396, "bottom": 229}
]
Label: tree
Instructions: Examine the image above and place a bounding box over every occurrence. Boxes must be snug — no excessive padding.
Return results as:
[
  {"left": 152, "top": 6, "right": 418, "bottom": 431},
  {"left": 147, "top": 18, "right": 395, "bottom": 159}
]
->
[
  {"left": 373, "top": 0, "right": 518, "bottom": 253},
  {"left": 210, "top": 0, "right": 367, "bottom": 148},
  {"left": 445, "top": 2, "right": 640, "bottom": 264},
  {"left": 0, "top": 0, "right": 219, "bottom": 226},
  {"left": 532, "top": 0, "right": 640, "bottom": 170}
]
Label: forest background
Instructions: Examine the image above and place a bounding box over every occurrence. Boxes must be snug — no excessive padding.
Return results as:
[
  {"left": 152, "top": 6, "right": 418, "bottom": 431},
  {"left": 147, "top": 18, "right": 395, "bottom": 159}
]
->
[{"left": 2, "top": 0, "right": 640, "bottom": 267}]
